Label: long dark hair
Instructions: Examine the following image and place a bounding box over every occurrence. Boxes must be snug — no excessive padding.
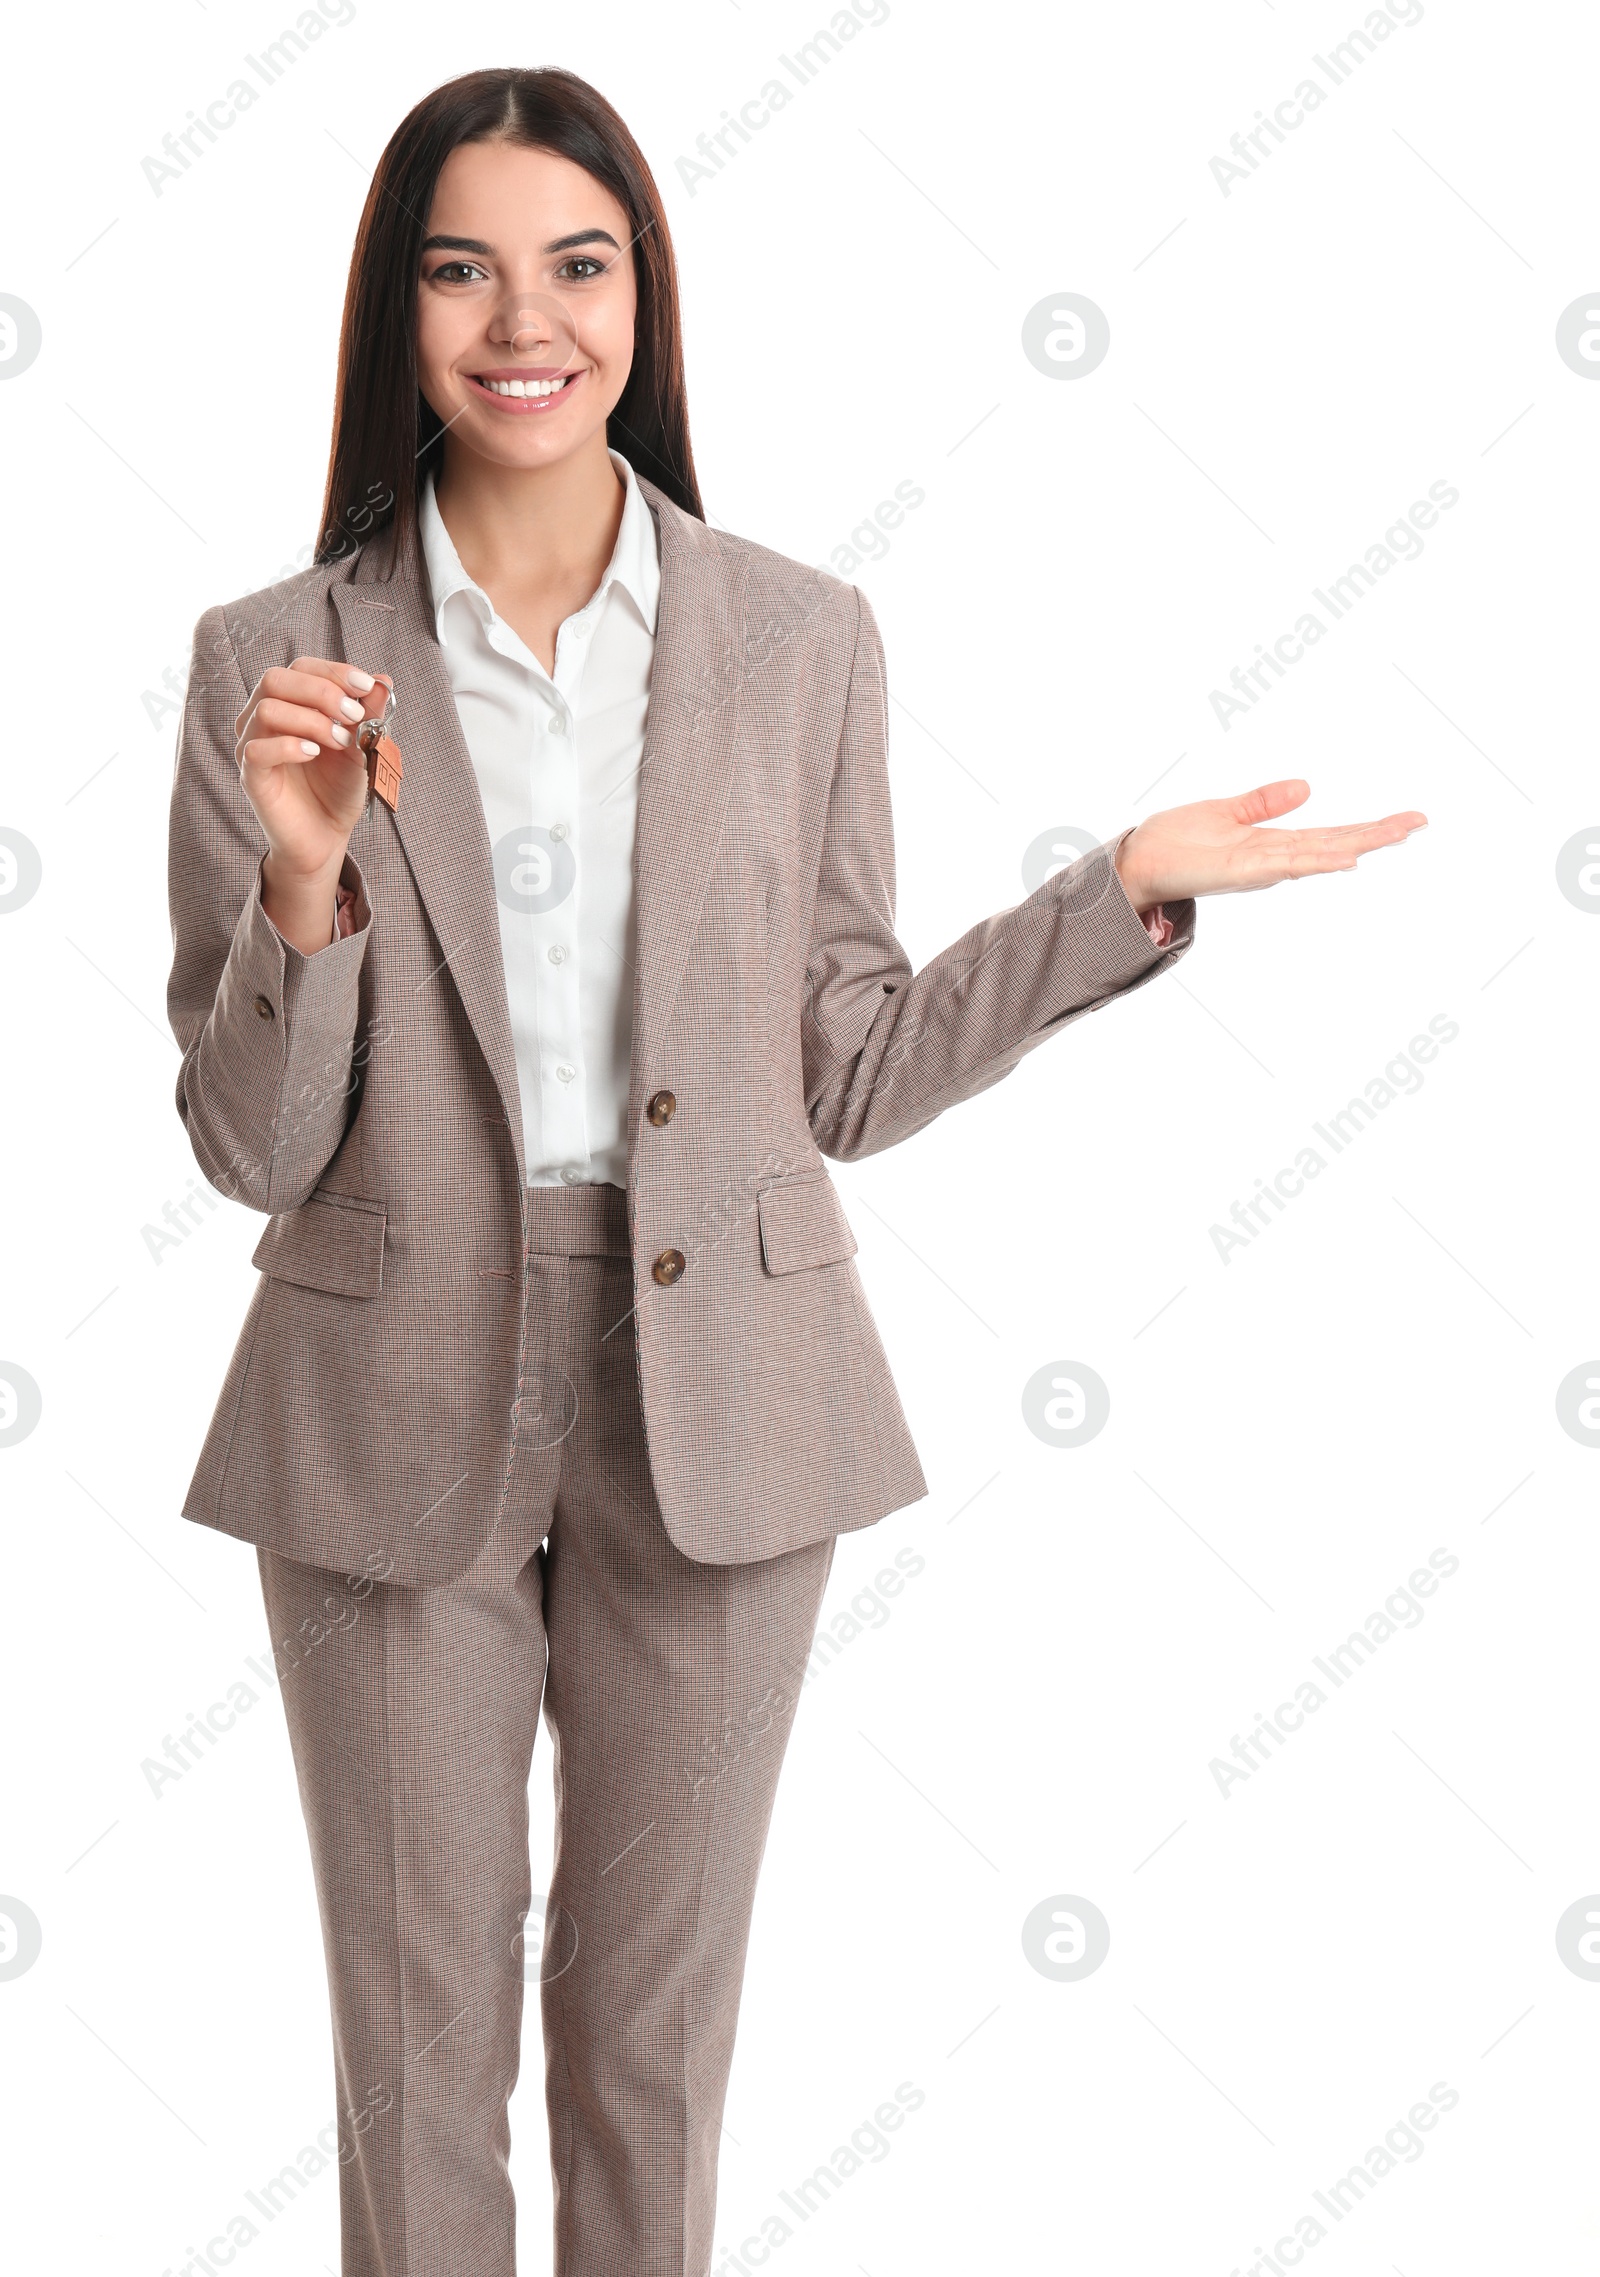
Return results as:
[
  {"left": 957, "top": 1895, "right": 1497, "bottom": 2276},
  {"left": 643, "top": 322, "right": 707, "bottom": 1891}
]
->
[{"left": 315, "top": 67, "right": 702, "bottom": 570}]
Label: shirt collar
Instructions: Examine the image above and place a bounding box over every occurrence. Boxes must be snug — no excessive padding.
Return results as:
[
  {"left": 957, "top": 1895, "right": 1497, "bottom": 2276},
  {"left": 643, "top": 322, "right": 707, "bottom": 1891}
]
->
[{"left": 418, "top": 446, "right": 660, "bottom": 645}]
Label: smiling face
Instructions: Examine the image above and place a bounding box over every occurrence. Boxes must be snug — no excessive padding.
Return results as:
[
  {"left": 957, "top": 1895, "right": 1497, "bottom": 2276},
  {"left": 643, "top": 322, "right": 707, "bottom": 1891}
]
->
[{"left": 415, "top": 138, "right": 638, "bottom": 478}]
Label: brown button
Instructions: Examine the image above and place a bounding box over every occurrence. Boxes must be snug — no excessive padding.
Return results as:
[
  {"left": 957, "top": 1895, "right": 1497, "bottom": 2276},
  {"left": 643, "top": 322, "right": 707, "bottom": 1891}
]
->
[
  {"left": 253, "top": 994, "right": 276, "bottom": 1020},
  {"left": 647, "top": 1089, "right": 677, "bottom": 1126},
  {"left": 651, "top": 1248, "right": 686, "bottom": 1286}
]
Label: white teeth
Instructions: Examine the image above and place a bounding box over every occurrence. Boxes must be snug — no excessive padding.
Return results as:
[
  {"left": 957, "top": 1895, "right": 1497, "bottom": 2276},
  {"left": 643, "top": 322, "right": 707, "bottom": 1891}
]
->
[{"left": 480, "top": 374, "right": 574, "bottom": 398}]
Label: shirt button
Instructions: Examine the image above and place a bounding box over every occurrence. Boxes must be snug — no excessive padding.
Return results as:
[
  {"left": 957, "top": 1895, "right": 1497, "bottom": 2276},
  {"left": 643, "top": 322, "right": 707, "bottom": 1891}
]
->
[
  {"left": 652, "top": 1248, "right": 686, "bottom": 1286},
  {"left": 550, "top": 822, "right": 569, "bottom": 841},
  {"left": 548, "top": 716, "right": 566, "bottom": 735},
  {"left": 548, "top": 944, "right": 567, "bottom": 965},
  {"left": 555, "top": 1065, "right": 575, "bottom": 1084},
  {"left": 560, "top": 1166, "right": 584, "bottom": 1185}
]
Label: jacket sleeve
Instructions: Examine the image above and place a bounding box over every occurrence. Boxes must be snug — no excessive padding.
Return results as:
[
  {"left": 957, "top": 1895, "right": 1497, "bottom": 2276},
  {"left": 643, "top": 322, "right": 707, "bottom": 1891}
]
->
[
  {"left": 166, "top": 604, "right": 375, "bottom": 1214},
  {"left": 803, "top": 583, "right": 1196, "bottom": 1161}
]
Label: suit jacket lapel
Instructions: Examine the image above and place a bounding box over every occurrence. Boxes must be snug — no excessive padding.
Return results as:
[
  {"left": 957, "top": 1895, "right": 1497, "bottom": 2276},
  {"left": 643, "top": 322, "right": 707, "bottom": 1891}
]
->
[
  {"left": 330, "top": 555, "right": 528, "bottom": 1183},
  {"left": 327, "top": 475, "right": 749, "bottom": 1196},
  {"left": 626, "top": 481, "right": 750, "bottom": 1160}
]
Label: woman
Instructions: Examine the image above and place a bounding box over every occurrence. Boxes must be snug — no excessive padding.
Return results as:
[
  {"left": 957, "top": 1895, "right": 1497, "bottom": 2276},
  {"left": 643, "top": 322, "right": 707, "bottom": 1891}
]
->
[{"left": 166, "top": 65, "right": 1424, "bottom": 2277}]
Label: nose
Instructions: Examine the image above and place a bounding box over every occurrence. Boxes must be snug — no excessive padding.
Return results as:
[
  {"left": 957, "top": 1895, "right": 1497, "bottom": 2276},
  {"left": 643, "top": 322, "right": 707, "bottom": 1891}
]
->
[{"left": 492, "top": 289, "right": 577, "bottom": 366}]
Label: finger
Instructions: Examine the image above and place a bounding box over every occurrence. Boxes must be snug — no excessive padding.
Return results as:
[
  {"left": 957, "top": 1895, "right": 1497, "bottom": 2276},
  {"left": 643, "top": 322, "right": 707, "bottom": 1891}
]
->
[
  {"left": 241, "top": 733, "right": 367, "bottom": 775},
  {"left": 308, "top": 662, "right": 390, "bottom": 731},
  {"left": 1271, "top": 824, "right": 1416, "bottom": 879},
  {"left": 356, "top": 672, "right": 393, "bottom": 729},
  {"left": 1303, "top": 810, "right": 1428, "bottom": 840},
  {"left": 1227, "top": 778, "right": 1311, "bottom": 827},
  {"left": 250, "top": 696, "right": 363, "bottom": 754},
  {"left": 288, "top": 655, "right": 378, "bottom": 698},
  {"left": 244, "top": 665, "right": 372, "bottom": 739},
  {"left": 1295, "top": 816, "right": 1425, "bottom": 859}
]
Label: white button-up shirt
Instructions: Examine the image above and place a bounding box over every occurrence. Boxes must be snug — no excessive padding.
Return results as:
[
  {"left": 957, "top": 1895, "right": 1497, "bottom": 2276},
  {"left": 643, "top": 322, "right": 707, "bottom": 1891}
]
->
[{"left": 417, "top": 450, "right": 659, "bottom": 1189}]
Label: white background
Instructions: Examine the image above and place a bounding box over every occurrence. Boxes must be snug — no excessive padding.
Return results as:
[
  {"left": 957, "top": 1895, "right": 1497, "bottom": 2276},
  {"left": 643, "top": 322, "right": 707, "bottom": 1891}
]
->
[{"left": 1, "top": 1, "right": 1595, "bottom": 2271}]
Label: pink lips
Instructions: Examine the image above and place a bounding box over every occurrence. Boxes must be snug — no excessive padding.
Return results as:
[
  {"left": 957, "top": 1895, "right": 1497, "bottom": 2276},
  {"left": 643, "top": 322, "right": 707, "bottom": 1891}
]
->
[{"left": 465, "top": 369, "right": 584, "bottom": 414}]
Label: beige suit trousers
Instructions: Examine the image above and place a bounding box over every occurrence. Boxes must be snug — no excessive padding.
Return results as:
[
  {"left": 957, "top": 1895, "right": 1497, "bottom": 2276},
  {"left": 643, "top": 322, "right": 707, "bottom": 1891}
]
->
[{"left": 258, "top": 1182, "right": 836, "bottom": 2276}]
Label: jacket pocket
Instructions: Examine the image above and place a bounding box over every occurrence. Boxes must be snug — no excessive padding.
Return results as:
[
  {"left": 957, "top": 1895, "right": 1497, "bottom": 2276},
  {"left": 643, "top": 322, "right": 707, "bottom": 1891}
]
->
[
  {"left": 756, "top": 1173, "right": 859, "bottom": 1275},
  {"left": 250, "top": 1188, "right": 387, "bottom": 1298}
]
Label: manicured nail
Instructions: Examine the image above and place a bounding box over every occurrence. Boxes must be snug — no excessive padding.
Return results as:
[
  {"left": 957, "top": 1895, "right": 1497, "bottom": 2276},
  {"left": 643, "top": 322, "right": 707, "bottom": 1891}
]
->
[
  {"left": 346, "top": 668, "right": 375, "bottom": 692},
  {"left": 300, "top": 740, "right": 321, "bottom": 755},
  {"left": 330, "top": 723, "right": 351, "bottom": 746},
  {"left": 340, "top": 696, "right": 364, "bottom": 720}
]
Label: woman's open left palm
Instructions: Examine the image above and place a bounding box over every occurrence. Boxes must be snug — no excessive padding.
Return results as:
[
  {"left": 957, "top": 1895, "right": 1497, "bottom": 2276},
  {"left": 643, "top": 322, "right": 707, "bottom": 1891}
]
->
[{"left": 1116, "top": 777, "right": 1427, "bottom": 909}]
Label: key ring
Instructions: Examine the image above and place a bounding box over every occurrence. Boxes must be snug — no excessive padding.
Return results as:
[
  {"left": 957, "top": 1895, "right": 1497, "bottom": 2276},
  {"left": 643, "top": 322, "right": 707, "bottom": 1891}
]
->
[{"left": 356, "top": 683, "right": 397, "bottom": 754}]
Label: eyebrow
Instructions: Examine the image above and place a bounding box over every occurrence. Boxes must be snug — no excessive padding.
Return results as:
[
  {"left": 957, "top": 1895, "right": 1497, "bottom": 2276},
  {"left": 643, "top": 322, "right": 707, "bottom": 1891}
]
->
[{"left": 419, "top": 229, "right": 621, "bottom": 257}]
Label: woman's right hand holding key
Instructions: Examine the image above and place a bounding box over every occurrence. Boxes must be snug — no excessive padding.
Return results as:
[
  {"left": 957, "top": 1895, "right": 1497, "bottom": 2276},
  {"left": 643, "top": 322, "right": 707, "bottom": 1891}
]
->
[{"left": 234, "top": 657, "right": 391, "bottom": 955}]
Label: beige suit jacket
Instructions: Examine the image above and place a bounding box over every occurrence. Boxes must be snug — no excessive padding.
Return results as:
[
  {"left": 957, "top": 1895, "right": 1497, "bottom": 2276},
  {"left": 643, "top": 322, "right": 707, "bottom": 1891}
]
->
[{"left": 167, "top": 477, "right": 1195, "bottom": 1583}]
